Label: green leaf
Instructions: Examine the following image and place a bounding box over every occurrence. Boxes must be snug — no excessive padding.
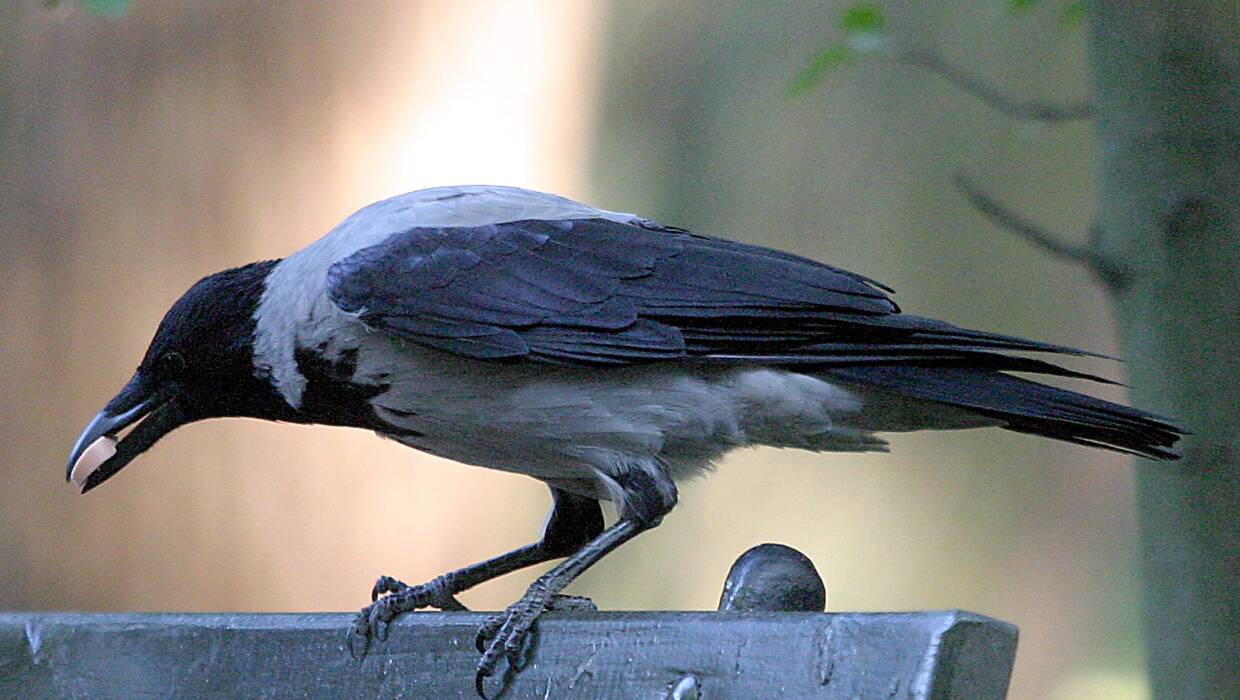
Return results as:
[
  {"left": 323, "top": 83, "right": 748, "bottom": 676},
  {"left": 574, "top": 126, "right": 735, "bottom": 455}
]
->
[
  {"left": 78, "top": 0, "right": 132, "bottom": 16},
  {"left": 1059, "top": 0, "right": 1086, "bottom": 27},
  {"left": 1007, "top": 0, "right": 1040, "bottom": 12},
  {"left": 788, "top": 44, "right": 854, "bottom": 97},
  {"left": 839, "top": 4, "right": 885, "bottom": 35}
]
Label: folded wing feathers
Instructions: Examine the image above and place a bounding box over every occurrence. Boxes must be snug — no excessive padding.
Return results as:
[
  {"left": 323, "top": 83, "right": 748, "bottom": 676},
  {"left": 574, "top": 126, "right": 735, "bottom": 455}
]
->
[
  {"left": 329, "top": 217, "right": 1108, "bottom": 369},
  {"left": 323, "top": 212, "right": 1183, "bottom": 458}
]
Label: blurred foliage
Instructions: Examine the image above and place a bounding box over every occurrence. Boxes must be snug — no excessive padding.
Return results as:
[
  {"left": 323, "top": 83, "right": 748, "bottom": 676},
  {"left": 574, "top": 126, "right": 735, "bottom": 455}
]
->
[
  {"left": 787, "top": 44, "right": 855, "bottom": 97},
  {"left": 839, "top": 4, "right": 885, "bottom": 34},
  {"left": 793, "top": 1, "right": 1084, "bottom": 96},
  {"left": 1008, "top": 0, "right": 1087, "bottom": 26},
  {"left": 1058, "top": 2, "right": 1086, "bottom": 27},
  {"left": 788, "top": 4, "right": 887, "bottom": 96},
  {"left": 42, "top": 0, "right": 132, "bottom": 17}
]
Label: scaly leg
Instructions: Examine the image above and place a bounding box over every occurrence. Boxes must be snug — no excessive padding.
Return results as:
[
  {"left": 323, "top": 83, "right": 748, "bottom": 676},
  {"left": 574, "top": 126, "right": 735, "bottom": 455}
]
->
[
  {"left": 350, "top": 488, "right": 603, "bottom": 656},
  {"left": 474, "top": 467, "right": 678, "bottom": 697}
]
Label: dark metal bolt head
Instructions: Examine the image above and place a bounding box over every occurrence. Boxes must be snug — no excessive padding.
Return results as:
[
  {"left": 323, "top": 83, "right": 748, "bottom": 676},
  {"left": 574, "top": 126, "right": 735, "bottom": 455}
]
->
[{"left": 718, "top": 543, "right": 826, "bottom": 612}]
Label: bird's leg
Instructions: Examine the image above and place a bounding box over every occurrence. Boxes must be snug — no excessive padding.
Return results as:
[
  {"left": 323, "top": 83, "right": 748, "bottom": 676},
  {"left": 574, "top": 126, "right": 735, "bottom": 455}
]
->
[
  {"left": 350, "top": 488, "right": 602, "bottom": 655},
  {"left": 472, "top": 519, "right": 642, "bottom": 692},
  {"left": 474, "top": 468, "right": 678, "bottom": 697}
]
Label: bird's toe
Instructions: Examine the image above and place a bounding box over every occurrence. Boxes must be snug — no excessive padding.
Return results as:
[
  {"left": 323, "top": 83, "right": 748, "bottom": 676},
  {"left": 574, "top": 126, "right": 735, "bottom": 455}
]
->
[
  {"left": 474, "top": 665, "right": 494, "bottom": 699},
  {"left": 371, "top": 574, "right": 408, "bottom": 602},
  {"left": 472, "top": 593, "right": 549, "bottom": 696},
  {"left": 475, "top": 611, "right": 505, "bottom": 653},
  {"left": 368, "top": 600, "right": 394, "bottom": 642},
  {"left": 473, "top": 618, "right": 516, "bottom": 699},
  {"left": 347, "top": 610, "right": 375, "bottom": 660}
]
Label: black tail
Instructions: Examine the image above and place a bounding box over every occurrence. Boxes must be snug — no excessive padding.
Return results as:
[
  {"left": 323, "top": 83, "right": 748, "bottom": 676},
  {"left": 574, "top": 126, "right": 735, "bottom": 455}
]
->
[{"left": 827, "top": 364, "right": 1183, "bottom": 460}]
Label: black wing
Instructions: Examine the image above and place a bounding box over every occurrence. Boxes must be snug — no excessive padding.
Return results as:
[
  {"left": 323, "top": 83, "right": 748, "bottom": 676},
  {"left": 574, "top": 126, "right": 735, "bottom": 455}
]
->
[
  {"left": 326, "top": 216, "right": 1183, "bottom": 460},
  {"left": 325, "top": 217, "right": 1095, "bottom": 373}
]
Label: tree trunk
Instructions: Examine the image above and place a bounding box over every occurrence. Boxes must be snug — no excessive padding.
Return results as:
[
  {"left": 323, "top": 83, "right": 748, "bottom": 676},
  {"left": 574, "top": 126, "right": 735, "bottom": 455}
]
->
[{"left": 1087, "top": 3, "right": 1239, "bottom": 697}]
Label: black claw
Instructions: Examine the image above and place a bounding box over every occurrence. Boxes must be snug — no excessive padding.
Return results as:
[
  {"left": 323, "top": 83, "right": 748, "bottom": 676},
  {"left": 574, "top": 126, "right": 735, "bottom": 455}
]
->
[
  {"left": 475, "top": 629, "right": 488, "bottom": 653},
  {"left": 475, "top": 615, "right": 501, "bottom": 653},
  {"left": 474, "top": 668, "right": 491, "bottom": 699},
  {"left": 347, "top": 623, "right": 370, "bottom": 661},
  {"left": 370, "top": 602, "right": 392, "bottom": 642}
]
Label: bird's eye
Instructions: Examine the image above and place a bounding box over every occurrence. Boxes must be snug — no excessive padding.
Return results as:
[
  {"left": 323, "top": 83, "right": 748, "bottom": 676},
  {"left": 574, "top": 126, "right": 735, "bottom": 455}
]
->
[{"left": 157, "top": 351, "right": 187, "bottom": 377}]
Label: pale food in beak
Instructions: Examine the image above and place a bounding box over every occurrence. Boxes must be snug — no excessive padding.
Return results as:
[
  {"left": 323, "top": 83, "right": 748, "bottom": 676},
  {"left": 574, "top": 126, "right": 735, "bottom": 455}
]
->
[{"left": 70, "top": 435, "right": 117, "bottom": 492}]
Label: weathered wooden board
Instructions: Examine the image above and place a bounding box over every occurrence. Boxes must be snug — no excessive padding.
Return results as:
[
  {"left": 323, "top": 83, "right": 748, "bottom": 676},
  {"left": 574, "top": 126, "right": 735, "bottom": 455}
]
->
[{"left": 0, "top": 610, "right": 1016, "bottom": 699}]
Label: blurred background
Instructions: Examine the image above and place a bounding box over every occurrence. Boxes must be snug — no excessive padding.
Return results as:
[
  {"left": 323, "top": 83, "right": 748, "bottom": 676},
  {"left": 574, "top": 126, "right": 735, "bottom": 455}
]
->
[{"left": 0, "top": 2, "right": 1154, "bottom": 698}]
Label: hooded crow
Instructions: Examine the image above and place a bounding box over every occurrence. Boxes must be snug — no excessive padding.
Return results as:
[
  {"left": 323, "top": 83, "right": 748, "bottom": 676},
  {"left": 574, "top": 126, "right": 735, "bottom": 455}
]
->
[{"left": 66, "top": 185, "right": 1182, "bottom": 694}]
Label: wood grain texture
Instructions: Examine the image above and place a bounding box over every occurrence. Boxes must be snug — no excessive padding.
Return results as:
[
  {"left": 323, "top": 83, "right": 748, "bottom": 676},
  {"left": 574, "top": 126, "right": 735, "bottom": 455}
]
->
[{"left": 0, "top": 611, "right": 1015, "bottom": 699}]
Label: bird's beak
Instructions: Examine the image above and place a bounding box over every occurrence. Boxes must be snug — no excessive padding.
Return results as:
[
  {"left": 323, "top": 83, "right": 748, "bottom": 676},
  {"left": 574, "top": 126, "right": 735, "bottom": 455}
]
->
[{"left": 66, "top": 374, "right": 186, "bottom": 494}]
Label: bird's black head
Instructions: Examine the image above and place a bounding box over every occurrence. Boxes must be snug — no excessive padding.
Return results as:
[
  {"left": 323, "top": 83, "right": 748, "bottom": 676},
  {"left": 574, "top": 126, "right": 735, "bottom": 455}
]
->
[{"left": 66, "top": 259, "right": 289, "bottom": 494}]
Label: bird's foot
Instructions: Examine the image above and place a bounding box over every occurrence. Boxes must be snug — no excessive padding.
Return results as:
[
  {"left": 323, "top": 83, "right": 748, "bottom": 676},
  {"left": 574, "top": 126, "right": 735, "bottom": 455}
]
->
[
  {"left": 473, "top": 592, "right": 594, "bottom": 697},
  {"left": 348, "top": 574, "right": 467, "bottom": 659}
]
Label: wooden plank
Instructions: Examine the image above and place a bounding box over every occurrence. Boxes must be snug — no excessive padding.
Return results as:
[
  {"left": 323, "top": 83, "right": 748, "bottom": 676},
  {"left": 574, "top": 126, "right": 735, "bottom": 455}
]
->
[{"left": 0, "top": 610, "right": 1016, "bottom": 699}]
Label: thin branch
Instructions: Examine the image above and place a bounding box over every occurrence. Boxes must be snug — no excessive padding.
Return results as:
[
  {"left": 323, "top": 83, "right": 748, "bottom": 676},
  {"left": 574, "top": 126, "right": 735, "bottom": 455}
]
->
[
  {"left": 894, "top": 48, "right": 1094, "bottom": 123},
  {"left": 953, "top": 172, "right": 1128, "bottom": 288}
]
